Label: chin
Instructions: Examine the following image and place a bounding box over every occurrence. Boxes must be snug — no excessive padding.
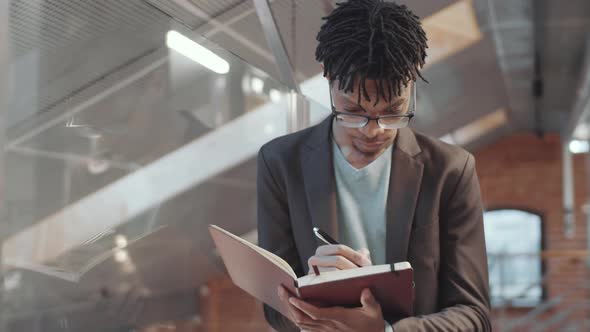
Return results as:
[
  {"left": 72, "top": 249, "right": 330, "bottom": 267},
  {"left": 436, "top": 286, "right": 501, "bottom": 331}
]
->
[{"left": 353, "top": 141, "right": 387, "bottom": 156}]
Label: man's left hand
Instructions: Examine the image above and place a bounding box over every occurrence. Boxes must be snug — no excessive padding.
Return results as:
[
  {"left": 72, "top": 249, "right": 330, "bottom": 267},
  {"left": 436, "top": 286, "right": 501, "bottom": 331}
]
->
[{"left": 279, "top": 286, "right": 385, "bottom": 332}]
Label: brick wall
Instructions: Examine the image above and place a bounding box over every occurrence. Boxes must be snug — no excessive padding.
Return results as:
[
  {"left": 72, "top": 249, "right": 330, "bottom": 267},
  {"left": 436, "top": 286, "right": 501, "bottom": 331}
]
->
[
  {"left": 475, "top": 132, "right": 590, "bottom": 330},
  {"left": 190, "top": 132, "right": 590, "bottom": 331}
]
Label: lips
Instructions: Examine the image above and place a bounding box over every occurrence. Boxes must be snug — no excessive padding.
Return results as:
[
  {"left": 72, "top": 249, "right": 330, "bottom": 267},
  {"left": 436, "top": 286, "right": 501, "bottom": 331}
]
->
[
  {"left": 361, "top": 141, "right": 384, "bottom": 146},
  {"left": 355, "top": 139, "right": 386, "bottom": 150}
]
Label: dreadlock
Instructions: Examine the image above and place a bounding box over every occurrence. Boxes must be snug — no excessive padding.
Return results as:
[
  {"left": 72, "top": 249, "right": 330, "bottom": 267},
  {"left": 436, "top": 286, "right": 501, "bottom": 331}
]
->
[{"left": 316, "top": 0, "right": 428, "bottom": 105}]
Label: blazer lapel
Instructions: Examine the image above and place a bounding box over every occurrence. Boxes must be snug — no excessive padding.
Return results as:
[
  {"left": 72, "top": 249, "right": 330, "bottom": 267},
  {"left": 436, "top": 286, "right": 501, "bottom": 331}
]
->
[
  {"left": 386, "top": 128, "right": 424, "bottom": 263},
  {"left": 301, "top": 117, "right": 339, "bottom": 244}
]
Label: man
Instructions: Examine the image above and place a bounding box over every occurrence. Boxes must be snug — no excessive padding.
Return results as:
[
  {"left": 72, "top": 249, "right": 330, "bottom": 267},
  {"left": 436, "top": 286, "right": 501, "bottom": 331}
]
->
[{"left": 257, "top": 0, "right": 491, "bottom": 331}]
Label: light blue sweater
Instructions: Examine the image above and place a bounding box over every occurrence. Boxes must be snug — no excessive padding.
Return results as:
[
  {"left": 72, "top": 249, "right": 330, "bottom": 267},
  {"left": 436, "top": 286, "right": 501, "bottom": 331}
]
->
[
  {"left": 332, "top": 139, "right": 392, "bottom": 265},
  {"left": 332, "top": 139, "right": 394, "bottom": 332}
]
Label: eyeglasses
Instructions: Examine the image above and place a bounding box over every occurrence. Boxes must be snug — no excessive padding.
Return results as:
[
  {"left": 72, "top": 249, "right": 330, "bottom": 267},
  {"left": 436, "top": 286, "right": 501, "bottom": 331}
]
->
[{"left": 329, "top": 82, "right": 416, "bottom": 130}]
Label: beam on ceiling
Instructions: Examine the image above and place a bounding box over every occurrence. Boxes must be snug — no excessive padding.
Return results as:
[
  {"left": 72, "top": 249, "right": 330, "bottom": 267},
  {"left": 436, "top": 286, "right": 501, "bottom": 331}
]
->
[
  {"left": 2, "top": 98, "right": 290, "bottom": 268},
  {"left": 253, "top": 0, "right": 309, "bottom": 132},
  {"left": 532, "top": 0, "right": 545, "bottom": 137},
  {"left": 5, "top": 49, "right": 169, "bottom": 148},
  {"left": 171, "top": 0, "right": 278, "bottom": 70},
  {"left": 253, "top": 0, "right": 300, "bottom": 93}
]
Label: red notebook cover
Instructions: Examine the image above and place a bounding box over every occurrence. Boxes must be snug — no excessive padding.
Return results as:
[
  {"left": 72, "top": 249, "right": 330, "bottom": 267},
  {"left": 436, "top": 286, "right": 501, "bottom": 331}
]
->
[
  {"left": 209, "top": 225, "right": 414, "bottom": 320},
  {"left": 296, "top": 265, "right": 414, "bottom": 319}
]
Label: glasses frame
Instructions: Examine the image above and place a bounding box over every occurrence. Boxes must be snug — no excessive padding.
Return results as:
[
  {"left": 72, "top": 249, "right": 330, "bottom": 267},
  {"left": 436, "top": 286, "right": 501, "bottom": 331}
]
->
[{"left": 329, "top": 81, "right": 416, "bottom": 130}]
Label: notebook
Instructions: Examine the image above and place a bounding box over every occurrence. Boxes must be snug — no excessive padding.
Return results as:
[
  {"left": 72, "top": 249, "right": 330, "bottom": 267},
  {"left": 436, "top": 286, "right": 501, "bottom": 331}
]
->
[{"left": 209, "top": 225, "right": 414, "bottom": 320}]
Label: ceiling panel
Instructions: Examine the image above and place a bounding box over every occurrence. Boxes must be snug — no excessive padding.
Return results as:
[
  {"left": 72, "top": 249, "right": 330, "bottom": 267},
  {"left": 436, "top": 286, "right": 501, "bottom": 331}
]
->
[
  {"left": 9, "top": 0, "right": 165, "bottom": 57},
  {"left": 539, "top": 3, "right": 590, "bottom": 115},
  {"left": 414, "top": 37, "right": 509, "bottom": 136},
  {"left": 207, "top": 30, "right": 280, "bottom": 80},
  {"left": 189, "top": 0, "right": 249, "bottom": 19},
  {"left": 146, "top": 0, "right": 207, "bottom": 28},
  {"left": 8, "top": 0, "right": 173, "bottom": 129}
]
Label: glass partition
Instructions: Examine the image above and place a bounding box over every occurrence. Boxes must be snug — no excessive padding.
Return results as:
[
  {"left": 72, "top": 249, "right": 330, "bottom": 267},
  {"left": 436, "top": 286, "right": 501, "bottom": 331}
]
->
[{"left": 0, "top": 1, "right": 329, "bottom": 331}]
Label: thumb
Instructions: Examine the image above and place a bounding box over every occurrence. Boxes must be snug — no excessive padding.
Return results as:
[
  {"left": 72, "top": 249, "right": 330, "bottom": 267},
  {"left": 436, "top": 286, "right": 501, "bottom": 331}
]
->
[{"left": 360, "top": 288, "right": 379, "bottom": 309}]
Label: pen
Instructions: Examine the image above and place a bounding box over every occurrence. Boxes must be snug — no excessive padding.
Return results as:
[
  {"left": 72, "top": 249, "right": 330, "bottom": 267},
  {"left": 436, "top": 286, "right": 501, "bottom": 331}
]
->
[
  {"left": 312, "top": 227, "right": 362, "bottom": 269},
  {"left": 313, "top": 227, "right": 339, "bottom": 245}
]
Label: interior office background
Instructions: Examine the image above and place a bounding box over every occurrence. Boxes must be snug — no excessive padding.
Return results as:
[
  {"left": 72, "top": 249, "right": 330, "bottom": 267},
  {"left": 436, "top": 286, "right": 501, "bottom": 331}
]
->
[{"left": 0, "top": 0, "right": 589, "bottom": 331}]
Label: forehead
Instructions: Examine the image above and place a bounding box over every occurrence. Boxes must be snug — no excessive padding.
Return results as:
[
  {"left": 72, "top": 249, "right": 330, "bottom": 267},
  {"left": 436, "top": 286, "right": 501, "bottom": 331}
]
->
[{"left": 334, "top": 78, "right": 411, "bottom": 106}]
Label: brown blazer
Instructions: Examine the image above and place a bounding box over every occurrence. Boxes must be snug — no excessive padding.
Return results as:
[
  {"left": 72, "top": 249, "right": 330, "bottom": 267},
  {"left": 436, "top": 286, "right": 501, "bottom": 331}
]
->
[{"left": 257, "top": 117, "right": 491, "bottom": 331}]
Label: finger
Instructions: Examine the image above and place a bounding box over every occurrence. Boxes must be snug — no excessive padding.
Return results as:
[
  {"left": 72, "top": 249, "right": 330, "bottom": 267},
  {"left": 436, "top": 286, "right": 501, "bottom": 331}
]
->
[
  {"left": 307, "top": 260, "right": 339, "bottom": 274},
  {"left": 278, "top": 286, "right": 297, "bottom": 323},
  {"left": 286, "top": 298, "right": 326, "bottom": 330},
  {"left": 300, "top": 323, "right": 333, "bottom": 332},
  {"left": 358, "top": 248, "right": 372, "bottom": 263},
  {"left": 308, "top": 255, "right": 358, "bottom": 270},
  {"left": 288, "top": 303, "right": 314, "bottom": 327},
  {"left": 315, "top": 244, "right": 372, "bottom": 266},
  {"left": 279, "top": 286, "right": 324, "bottom": 328},
  {"left": 278, "top": 284, "right": 298, "bottom": 299},
  {"left": 297, "top": 319, "right": 333, "bottom": 332},
  {"left": 289, "top": 297, "right": 325, "bottom": 320},
  {"left": 277, "top": 285, "right": 289, "bottom": 302},
  {"left": 360, "top": 288, "right": 381, "bottom": 310}
]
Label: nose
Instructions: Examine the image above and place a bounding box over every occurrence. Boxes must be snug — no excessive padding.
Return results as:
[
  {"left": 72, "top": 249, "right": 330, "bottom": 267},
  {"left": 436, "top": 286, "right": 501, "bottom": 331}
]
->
[{"left": 360, "top": 118, "right": 384, "bottom": 139}]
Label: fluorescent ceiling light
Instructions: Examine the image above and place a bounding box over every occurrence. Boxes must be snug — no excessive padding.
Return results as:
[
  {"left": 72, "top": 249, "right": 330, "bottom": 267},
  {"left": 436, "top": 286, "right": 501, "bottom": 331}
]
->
[
  {"left": 569, "top": 140, "right": 590, "bottom": 154},
  {"left": 166, "top": 30, "right": 230, "bottom": 74},
  {"left": 251, "top": 77, "right": 265, "bottom": 94},
  {"left": 114, "top": 249, "right": 129, "bottom": 263},
  {"left": 269, "top": 89, "right": 282, "bottom": 103},
  {"left": 115, "top": 234, "right": 128, "bottom": 249}
]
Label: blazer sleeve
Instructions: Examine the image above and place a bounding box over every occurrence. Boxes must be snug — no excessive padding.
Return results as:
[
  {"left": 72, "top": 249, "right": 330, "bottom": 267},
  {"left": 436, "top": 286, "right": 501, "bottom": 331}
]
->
[
  {"left": 392, "top": 153, "right": 492, "bottom": 331},
  {"left": 256, "top": 146, "right": 303, "bottom": 332}
]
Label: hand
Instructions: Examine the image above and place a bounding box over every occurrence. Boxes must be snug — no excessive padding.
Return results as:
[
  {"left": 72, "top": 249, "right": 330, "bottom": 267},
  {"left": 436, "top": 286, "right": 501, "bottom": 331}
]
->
[
  {"left": 308, "top": 245, "right": 372, "bottom": 274},
  {"left": 278, "top": 285, "right": 384, "bottom": 332}
]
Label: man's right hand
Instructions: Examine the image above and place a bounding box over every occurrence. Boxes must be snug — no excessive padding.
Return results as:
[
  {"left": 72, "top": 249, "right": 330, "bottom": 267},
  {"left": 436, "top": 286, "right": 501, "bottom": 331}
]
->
[{"left": 307, "top": 245, "right": 372, "bottom": 274}]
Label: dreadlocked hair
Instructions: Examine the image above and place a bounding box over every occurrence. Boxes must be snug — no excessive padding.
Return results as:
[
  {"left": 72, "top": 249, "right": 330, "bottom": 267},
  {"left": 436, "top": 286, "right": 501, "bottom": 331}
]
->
[{"left": 316, "top": 0, "right": 428, "bottom": 105}]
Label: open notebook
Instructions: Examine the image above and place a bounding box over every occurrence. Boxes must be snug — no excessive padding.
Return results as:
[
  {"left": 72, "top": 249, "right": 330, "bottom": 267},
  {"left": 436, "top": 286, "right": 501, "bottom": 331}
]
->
[{"left": 209, "top": 225, "right": 414, "bottom": 320}]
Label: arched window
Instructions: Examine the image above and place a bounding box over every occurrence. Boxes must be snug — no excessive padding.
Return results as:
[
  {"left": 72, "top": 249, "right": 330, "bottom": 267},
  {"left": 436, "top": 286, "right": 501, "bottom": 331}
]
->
[{"left": 483, "top": 209, "right": 543, "bottom": 307}]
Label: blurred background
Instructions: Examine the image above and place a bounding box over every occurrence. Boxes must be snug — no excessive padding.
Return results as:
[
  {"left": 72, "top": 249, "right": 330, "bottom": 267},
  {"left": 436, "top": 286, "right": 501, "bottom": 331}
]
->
[{"left": 0, "top": 0, "right": 589, "bottom": 331}]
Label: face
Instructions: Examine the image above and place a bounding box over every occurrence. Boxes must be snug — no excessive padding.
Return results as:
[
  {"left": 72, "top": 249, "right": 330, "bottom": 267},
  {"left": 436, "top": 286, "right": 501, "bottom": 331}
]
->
[{"left": 331, "top": 78, "right": 412, "bottom": 162}]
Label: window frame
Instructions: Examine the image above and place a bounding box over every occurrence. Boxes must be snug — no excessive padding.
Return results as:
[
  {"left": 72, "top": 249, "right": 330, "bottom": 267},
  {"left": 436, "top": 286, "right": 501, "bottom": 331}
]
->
[{"left": 483, "top": 207, "right": 547, "bottom": 308}]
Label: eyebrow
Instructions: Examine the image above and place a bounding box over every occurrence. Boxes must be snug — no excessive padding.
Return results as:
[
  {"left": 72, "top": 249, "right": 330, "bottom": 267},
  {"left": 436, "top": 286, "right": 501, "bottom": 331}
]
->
[{"left": 341, "top": 95, "right": 407, "bottom": 113}]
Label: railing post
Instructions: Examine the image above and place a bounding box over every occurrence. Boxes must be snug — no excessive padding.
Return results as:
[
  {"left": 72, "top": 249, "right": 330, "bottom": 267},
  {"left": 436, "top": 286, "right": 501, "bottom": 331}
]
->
[
  {"left": 563, "top": 144, "right": 576, "bottom": 238},
  {"left": 0, "top": 1, "right": 8, "bottom": 331}
]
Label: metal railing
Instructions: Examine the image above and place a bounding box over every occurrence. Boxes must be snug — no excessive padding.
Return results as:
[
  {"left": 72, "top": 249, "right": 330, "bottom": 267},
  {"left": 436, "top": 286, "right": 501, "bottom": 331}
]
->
[{"left": 490, "top": 250, "right": 590, "bottom": 331}]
